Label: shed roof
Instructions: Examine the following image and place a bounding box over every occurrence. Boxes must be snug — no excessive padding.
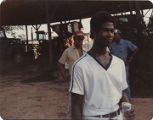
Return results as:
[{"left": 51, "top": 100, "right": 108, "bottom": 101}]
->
[{"left": 0, "top": 0, "right": 152, "bottom": 25}]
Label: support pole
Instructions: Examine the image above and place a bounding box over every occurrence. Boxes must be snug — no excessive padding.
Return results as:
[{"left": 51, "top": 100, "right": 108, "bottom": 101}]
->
[
  {"left": 32, "top": 24, "right": 41, "bottom": 44},
  {"left": 25, "top": 25, "right": 28, "bottom": 45},
  {"left": 25, "top": 25, "right": 28, "bottom": 52},
  {"left": 135, "top": 2, "right": 143, "bottom": 33},
  {"left": 129, "top": 1, "right": 133, "bottom": 15},
  {"left": 36, "top": 24, "right": 39, "bottom": 41},
  {"left": 31, "top": 27, "right": 33, "bottom": 44},
  {"left": 45, "top": 0, "right": 54, "bottom": 69},
  {"left": 135, "top": 1, "right": 146, "bottom": 48},
  {"left": 31, "top": 27, "right": 33, "bottom": 41},
  {"left": 47, "top": 23, "right": 53, "bottom": 68}
]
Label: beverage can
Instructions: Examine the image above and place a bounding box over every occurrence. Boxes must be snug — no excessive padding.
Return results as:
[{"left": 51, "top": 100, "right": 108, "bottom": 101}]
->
[{"left": 121, "top": 102, "right": 132, "bottom": 111}]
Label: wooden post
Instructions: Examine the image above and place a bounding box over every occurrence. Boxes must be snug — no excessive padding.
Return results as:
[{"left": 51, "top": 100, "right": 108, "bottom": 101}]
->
[
  {"left": 31, "top": 27, "right": 33, "bottom": 45},
  {"left": 36, "top": 25, "right": 39, "bottom": 41},
  {"left": 25, "top": 25, "right": 28, "bottom": 45},
  {"left": 135, "top": 1, "right": 146, "bottom": 47},
  {"left": 32, "top": 24, "right": 41, "bottom": 44},
  {"left": 135, "top": 2, "right": 142, "bottom": 33},
  {"left": 31, "top": 27, "right": 33, "bottom": 41},
  {"left": 45, "top": 0, "right": 54, "bottom": 69},
  {"left": 129, "top": 1, "right": 133, "bottom": 15},
  {"left": 25, "top": 25, "right": 28, "bottom": 52},
  {"left": 47, "top": 23, "right": 54, "bottom": 68}
]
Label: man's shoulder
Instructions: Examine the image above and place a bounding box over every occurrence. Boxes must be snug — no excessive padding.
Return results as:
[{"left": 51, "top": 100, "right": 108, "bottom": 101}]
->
[
  {"left": 110, "top": 42, "right": 116, "bottom": 46},
  {"left": 66, "top": 46, "right": 75, "bottom": 51},
  {"left": 121, "top": 39, "right": 137, "bottom": 47},
  {"left": 62, "top": 46, "right": 75, "bottom": 54},
  {"left": 121, "top": 39, "right": 130, "bottom": 44},
  {"left": 73, "top": 53, "right": 88, "bottom": 67},
  {"left": 112, "top": 55, "right": 124, "bottom": 64}
]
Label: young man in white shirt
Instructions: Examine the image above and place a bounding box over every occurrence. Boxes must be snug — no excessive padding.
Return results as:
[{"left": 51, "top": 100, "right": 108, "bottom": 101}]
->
[
  {"left": 69, "top": 11, "right": 135, "bottom": 120},
  {"left": 58, "top": 31, "right": 86, "bottom": 119}
]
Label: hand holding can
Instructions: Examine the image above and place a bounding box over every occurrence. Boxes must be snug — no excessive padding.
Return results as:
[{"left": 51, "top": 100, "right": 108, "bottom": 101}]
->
[
  {"left": 121, "top": 102, "right": 135, "bottom": 120},
  {"left": 121, "top": 102, "right": 132, "bottom": 111}
]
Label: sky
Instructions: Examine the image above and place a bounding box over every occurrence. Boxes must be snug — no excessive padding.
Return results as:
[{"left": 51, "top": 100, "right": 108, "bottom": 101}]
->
[
  {"left": 0, "top": 0, "right": 5, "bottom": 4},
  {"left": 0, "top": 0, "right": 2, "bottom": 4},
  {"left": 6, "top": 18, "right": 92, "bottom": 39}
]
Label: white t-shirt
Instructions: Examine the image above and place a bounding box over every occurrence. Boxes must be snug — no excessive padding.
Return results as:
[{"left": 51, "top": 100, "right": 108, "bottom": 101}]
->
[{"left": 69, "top": 53, "right": 128, "bottom": 117}]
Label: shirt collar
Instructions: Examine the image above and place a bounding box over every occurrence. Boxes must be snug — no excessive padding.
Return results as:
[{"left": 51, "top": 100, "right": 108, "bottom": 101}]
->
[
  {"left": 72, "top": 46, "right": 76, "bottom": 49},
  {"left": 72, "top": 46, "right": 86, "bottom": 54}
]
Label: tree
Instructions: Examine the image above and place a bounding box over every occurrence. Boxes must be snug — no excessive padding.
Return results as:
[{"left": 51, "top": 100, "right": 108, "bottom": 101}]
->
[{"left": 1, "top": 25, "right": 24, "bottom": 38}]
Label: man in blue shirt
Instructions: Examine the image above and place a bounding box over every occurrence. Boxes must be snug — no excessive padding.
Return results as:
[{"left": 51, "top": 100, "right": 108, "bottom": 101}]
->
[{"left": 109, "top": 29, "right": 139, "bottom": 101}]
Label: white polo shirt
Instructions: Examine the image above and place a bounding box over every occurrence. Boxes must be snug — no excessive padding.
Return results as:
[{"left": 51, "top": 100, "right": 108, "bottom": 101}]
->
[{"left": 69, "top": 53, "right": 128, "bottom": 117}]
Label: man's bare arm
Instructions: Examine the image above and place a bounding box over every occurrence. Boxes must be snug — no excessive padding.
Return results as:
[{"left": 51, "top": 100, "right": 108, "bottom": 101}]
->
[
  {"left": 119, "top": 92, "right": 130, "bottom": 105},
  {"left": 71, "top": 93, "right": 84, "bottom": 120},
  {"left": 125, "top": 48, "right": 139, "bottom": 66},
  {"left": 57, "top": 62, "right": 67, "bottom": 81}
]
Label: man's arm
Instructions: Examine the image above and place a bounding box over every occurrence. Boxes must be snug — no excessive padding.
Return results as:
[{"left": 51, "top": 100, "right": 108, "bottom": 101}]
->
[
  {"left": 119, "top": 92, "right": 130, "bottom": 106},
  {"left": 58, "top": 48, "right": 70, "bottom": 81},
  {"left": 57, "top": 62, "right": 68, "bottom": 81},
  {"left": 130, "top": 47, "right": 139, "bottom": 60},
  {"left": 120, "top": 92, "right": 135, "bottom": 120},
  {"left": 125, "top": 47, "right": 139, "bottom": 66},
  {"left": 71, "top": 93, "right": 84, "bottom": 120}
]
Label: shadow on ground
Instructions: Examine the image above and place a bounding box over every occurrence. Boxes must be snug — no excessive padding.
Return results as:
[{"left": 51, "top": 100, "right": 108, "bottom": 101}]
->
[{"left": 21, "top": 69, "right": 63, "bottom": 84}]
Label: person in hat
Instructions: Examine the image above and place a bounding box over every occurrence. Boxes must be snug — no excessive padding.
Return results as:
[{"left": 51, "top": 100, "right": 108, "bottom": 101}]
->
[
  {"left": 58, "top": 30, "right": 86, "bottom": 81},
  {"left": 109, "top": 29, "right": 139, "bottom": 101},
  {"left": 69, "top": 11, "right": 135, "bottom": 120}
]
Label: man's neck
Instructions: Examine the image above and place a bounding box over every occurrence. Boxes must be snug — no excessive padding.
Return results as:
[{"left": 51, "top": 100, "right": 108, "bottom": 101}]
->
[
  {"left": 76, "top": 46, "right": 83, "bottom": 57},
  {"left": 75, "top": 45, "right": 82, "bottom": 49},
  {"left": 89, "top": 46, "right": 107, "bottom": 57},
  {"left": 115, "top": 39, "right": 121, "bottom": 44},
  {"left": 89, "top": 46, "right": 111, "bottom": 68}
]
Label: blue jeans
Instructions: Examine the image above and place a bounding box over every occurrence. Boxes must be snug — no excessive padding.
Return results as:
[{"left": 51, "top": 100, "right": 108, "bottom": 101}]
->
[{"left": 124, "top": 66, "right": 131, "bottom": 100}]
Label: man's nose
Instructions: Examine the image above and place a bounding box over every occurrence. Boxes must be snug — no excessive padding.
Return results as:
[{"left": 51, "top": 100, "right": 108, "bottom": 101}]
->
[{"left": 107, "top": 31, "right": 114, "bottom": 38}]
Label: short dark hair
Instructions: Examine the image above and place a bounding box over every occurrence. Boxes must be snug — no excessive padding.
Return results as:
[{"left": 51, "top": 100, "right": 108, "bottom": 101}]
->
[{"left": 90, "top": 11, "right": 116, "bottom": 39}]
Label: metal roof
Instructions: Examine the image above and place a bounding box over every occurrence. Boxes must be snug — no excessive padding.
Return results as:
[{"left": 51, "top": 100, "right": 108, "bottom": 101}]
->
[{"left": 0, "top": 0, "right": 152, "bottom": 25}]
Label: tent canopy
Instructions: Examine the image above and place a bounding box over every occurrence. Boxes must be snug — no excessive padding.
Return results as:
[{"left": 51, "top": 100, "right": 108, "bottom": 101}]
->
[{"left": 0, "top": 0, "right": 152, "bottom": 25}]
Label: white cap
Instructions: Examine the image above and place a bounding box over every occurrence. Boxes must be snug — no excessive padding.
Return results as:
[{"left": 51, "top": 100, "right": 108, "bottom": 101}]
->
[{"left": 114, "top": 29, "right": 121, "bottom": 34}]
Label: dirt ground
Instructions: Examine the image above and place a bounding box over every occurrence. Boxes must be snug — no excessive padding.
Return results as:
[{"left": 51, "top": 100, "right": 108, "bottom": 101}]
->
[{"left": 0, "top": 65, "right": 152, "bottom": 120}]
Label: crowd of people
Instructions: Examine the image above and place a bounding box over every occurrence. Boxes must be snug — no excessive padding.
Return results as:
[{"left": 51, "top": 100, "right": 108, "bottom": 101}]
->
[{"left": 58, "top": 11, "right": 138, "bottom": 120}]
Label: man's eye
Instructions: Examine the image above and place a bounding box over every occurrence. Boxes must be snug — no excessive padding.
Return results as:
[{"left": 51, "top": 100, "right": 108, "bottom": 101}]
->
[
  {"left": 103, "top": 29, "right": 114, "bottom": 33},
  {"left": 111, "top": 30, "right": 115, "bottom": 33},
  {"left": 103, "top": 29, "right": 108, "bottom": 32}
]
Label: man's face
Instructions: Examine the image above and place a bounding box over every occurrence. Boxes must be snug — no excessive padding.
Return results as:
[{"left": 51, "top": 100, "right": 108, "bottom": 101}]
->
[
  {"left": 74, "top": 37, "right": 83, "bottom": 48},
  {"left": 94, "top": 22, "right": 114, "bottom": 48},
  {"left": 114, "top": 33, "right": 121, "bottom": 43}
]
